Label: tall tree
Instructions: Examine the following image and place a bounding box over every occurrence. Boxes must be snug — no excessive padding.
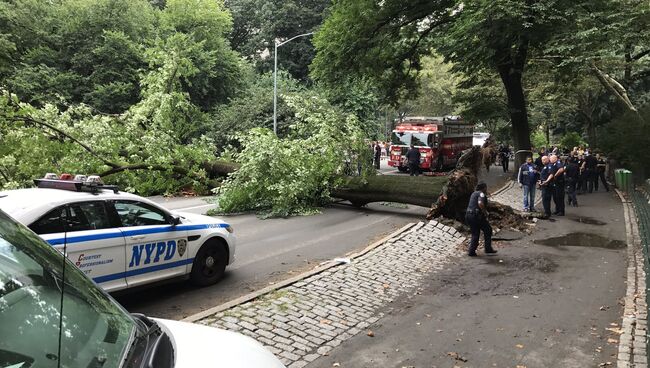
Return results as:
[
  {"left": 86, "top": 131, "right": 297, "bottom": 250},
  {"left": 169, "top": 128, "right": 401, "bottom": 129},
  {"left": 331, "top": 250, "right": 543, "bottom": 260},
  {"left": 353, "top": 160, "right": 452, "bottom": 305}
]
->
[
  {"left": 544, "top": 0, "right": 650, "bottom": 116},
  {"left": 312, "top": 0, "right": 580, "bottom": 163},
  {"left": 225, "top": 0, "right": 330, "bottom": 81},
  {"left": 0, "top": 0, "right": 156, "bottom": 112}
]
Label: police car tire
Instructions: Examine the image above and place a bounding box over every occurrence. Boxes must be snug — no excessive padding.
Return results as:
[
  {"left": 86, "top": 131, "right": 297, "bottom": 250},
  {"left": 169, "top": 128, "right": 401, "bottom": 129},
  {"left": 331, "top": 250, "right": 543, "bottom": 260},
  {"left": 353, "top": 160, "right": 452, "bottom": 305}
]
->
[{"left": 190, "top": 238, "right": 227, "bottom": 286}]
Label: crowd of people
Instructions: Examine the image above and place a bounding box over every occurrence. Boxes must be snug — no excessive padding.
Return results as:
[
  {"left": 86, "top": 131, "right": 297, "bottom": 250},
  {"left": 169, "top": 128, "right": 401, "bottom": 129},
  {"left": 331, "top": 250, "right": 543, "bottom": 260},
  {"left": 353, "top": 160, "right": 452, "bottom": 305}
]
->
[
  {"left": 467, "top": 144, "right": 611, "bottom": 257},
  {"left": 518, "top": 145, "right": 609, "bottom": 218}
]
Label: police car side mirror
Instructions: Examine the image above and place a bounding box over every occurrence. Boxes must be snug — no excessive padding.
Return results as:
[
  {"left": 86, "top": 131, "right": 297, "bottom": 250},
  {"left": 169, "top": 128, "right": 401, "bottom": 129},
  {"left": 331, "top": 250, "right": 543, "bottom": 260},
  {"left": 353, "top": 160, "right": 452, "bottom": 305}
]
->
[{"left": 170, "top": 215, "right": 181, "bottom": 226}]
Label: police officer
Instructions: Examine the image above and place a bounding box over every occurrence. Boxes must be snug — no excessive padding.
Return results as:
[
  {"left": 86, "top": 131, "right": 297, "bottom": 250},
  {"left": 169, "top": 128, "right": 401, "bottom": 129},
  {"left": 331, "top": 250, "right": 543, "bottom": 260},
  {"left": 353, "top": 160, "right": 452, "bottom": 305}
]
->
[
  {"left": 583, "top": 153, "right": 598, "bottom": 193},
  {"left": 565, "top": 157, "right": 580, "bottom": 207},
  {"left": 549, "top": 154, "right": 565, "bottom": 216},
  {"left": 465, "top": 182, "right": 497, "bottom": 257},
  {"left": 539, "top": 156, "right": 554, "bottom": 218},
  {"left": 405, "top": 144, "right": 421, "bottom": 176}
]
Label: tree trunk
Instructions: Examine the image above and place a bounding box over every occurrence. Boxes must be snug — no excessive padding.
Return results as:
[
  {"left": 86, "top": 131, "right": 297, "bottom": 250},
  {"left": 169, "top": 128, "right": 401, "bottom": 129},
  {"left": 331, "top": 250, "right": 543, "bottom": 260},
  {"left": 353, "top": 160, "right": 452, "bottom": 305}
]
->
[
  {"left": 497, "top": 43, "right": 532, "bottom": 169},
  {"left": 331, "top": 175, "right": 447, "bottom": 208}
]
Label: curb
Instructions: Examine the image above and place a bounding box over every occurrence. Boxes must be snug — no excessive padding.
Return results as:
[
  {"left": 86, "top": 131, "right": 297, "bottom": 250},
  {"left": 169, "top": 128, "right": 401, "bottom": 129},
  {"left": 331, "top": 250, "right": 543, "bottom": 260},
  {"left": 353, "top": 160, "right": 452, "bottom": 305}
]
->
[
  {"left": 616, "top": 188, "right": 647, "bottom": 367},
  {"left": 490, "top": 180, "right": 513, "bottom": 196},
  {"left": 182, "top": 222, "right": 417, "bottom": 323}
]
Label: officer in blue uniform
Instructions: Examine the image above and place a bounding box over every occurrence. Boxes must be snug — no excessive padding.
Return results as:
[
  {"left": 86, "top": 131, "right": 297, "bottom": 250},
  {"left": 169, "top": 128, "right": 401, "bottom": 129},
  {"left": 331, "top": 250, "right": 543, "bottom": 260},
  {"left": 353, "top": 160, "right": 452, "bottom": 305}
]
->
[
  {"left": 539, "top": 156, "right": 554, "bottom": 218},
  {"left": 549, "top": 154, "right": 565, "bottom": 216},
  {"left": 465, "top": 182, "right": 497, "bottom": 257},
  {"left": 405, "top": 144, "right": 421, "bottom": 176}
]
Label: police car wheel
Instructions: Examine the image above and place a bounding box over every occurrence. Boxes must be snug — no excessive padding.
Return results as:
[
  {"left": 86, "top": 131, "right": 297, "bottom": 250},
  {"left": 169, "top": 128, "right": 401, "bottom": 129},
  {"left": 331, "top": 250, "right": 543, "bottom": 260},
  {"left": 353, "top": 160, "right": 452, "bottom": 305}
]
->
[{"left": 190, "top": 239, "right": 227, "bottom": 286}]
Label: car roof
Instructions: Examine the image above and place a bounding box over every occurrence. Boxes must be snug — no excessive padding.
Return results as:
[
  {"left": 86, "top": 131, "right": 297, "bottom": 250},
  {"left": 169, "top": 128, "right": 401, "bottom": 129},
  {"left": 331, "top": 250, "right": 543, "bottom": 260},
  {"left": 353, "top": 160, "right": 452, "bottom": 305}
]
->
[{"left": 0, "top": 188, "right": 148, "bottom": 224}]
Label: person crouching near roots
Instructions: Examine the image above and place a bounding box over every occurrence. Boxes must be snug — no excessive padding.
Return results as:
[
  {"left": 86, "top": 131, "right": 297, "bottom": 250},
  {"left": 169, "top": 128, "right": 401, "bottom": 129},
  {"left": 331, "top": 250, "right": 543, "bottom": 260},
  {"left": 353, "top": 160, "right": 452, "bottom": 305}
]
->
[
  {"left": 465, "top": 182, "right": 497, "bottom": 257},
  {"left": 518, "top": 155, "right": 539, "bottom": 212}
]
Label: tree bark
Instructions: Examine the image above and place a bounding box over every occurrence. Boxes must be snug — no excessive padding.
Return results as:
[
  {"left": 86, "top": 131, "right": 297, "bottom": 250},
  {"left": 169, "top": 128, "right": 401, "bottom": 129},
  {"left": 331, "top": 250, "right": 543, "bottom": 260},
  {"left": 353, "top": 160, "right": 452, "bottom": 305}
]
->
[
  {"left": 331, "top": 175, "right": 447, "bottom": 208},
  {"left": 497, "top": 43, "right": 532, "bottom": 169},
  {"left": 590, "top": 60, "right": 638, "bottom": 114}
]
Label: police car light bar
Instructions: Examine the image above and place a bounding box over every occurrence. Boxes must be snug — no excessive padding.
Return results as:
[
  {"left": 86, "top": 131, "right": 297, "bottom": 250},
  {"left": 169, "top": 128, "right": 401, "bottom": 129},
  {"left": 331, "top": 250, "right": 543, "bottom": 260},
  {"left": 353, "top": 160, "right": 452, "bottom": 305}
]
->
[{"left": 34, "top": 179, "right": 120, "bottom": 194}]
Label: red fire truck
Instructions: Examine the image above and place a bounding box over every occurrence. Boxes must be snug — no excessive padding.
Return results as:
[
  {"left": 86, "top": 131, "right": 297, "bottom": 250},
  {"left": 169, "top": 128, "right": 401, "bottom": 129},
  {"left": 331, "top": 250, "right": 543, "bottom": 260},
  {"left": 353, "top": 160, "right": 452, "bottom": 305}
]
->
[{"left": 388, "top": 116, "right": 474, "bottom": 172}]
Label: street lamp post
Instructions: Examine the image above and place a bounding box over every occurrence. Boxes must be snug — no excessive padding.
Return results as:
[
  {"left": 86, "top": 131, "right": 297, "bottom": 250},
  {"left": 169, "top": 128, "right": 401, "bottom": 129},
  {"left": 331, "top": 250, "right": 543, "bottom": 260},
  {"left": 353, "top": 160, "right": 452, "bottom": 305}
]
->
[{"left": 273, "top": 32, "right": 314, "bottom": 135}]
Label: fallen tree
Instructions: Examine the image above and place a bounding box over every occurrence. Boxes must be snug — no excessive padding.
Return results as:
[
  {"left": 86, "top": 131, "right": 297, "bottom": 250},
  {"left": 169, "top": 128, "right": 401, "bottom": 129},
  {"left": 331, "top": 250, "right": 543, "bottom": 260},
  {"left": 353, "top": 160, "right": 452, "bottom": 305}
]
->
[{"left": 331, "top": 175, "right": 447, "bottom": 208}]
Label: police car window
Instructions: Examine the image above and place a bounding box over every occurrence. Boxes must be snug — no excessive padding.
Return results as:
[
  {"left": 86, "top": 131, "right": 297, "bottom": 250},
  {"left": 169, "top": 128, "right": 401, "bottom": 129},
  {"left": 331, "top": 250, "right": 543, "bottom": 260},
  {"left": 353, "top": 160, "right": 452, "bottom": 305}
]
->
[
  {"left": 0, "top": 210, "right": 136, "bottom": 368},
  {"left": 114, "top": 201, "right": 168, "bottom": 227},
  {"left": 29, "top": 208, "right": 65, "bottom": 235},
  {"left": 67, "top": 202, "right": 112, "bottom": 232}
]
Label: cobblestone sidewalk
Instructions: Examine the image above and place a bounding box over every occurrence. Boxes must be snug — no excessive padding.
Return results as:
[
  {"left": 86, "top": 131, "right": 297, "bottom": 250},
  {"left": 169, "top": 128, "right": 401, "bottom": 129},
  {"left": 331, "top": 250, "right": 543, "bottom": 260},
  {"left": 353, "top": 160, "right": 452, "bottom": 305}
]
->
[
  {"left": 621, "top": 187, "right": 650, "bottom": 368},
  {"left": 491, "top": 180, "right": 542, "bottom": 211},
  {"left": 195, "top": 221, "right": 465, "bottom": 367}
]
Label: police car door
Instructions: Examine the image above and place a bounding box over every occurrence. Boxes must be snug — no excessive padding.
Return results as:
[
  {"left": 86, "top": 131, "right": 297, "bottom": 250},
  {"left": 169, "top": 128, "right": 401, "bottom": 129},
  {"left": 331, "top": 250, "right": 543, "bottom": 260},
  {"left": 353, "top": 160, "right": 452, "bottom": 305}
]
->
[
  {"left": 29, "top": 201, "right": 127, "bottom": 291},
  {"left": 112, "top": 200, "right": 189, "bottom": 288}
]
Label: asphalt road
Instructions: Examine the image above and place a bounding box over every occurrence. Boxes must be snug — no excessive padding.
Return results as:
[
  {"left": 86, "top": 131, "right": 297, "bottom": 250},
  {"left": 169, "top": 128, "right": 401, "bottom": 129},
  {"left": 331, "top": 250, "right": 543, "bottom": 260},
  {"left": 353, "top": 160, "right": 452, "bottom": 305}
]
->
[{"left": 114, "top": 158, "right": 511, "bottom": 320}]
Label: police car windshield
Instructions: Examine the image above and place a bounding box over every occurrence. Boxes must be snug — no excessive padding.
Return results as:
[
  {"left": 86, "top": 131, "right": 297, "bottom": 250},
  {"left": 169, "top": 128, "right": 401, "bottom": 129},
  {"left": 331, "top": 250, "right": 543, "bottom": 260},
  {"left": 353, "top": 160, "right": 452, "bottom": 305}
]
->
[{"left": 0, "top": 210, "right": 136, "bottom": 368}]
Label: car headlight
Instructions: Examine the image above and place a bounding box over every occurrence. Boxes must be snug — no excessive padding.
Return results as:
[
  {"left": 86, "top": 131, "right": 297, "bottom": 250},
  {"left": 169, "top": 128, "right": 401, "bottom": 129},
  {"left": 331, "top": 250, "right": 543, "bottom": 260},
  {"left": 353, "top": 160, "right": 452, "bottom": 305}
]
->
[{"left": 225, "top": 225, "right": 234, "bottom": 233}]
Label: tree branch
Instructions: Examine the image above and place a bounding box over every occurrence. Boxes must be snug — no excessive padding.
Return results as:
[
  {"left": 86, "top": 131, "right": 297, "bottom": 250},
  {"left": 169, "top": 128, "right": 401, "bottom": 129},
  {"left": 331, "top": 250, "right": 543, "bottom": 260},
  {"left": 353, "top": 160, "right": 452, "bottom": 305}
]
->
[
  {"left": 7, "top": 115, "right": 121, "bottom": 168},
  {"left": 589, "top": 60, "right": 637, "bottom": 113},
  {"left": 632, "top": 49, "right": 650, "bottom": 61}
]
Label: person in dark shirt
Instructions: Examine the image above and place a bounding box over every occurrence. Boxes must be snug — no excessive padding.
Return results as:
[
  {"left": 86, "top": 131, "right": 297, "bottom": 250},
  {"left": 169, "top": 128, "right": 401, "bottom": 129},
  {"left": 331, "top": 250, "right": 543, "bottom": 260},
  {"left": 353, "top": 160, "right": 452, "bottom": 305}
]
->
[
  {"left": 583, "top": 153, "right": 598, "bottom": 193},
  {"left": 465, "top": 182, "right": 497, "bottom": 257},
  {"left": 564, "top": 158, "right": 580, "bottom": 206},
  {"left": 539, "top": 156, "right": 553, "bottom": 218},
  {"left": 595, "top": 153, "right": 610, "bottom": 192},
  {"left": 499, "top": 145, "right": 511, "bottom": 172},
  {"left": 405, "top": 144, "right": 421, "bottom": 176},
  {"left": 517, "top": 156, "right": 539, "bottom": 212},
  {"left": 373, "top": 143, "right": 382, "bottom": 170},
  {"left": 576, "top": 155, "right": 586, "bottom": 194},
  {"left": 550, "top": 155, "right": 565, "bottom": 216}
]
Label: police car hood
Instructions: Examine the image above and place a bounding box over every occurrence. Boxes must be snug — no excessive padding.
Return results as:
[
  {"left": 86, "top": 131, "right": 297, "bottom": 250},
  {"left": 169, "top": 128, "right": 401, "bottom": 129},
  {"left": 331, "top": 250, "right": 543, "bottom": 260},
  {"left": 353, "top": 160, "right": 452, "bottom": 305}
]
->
[
  {"left": 153, "top": 318, "right": 285, "bottom": 368},
  {"left": 172, "top": 211, "right": 227, "bottom": 226}
]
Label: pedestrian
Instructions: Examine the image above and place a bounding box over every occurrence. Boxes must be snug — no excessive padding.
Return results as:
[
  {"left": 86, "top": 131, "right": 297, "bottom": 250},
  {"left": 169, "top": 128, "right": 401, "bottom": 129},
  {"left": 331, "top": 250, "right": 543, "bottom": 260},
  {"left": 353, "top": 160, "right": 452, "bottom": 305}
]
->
[
  {"left": 576, "top": 154, "right": 586, "bottom": 194},
  {"left": 595, "top": 153, "right": 610, "bottom": 192},
  {"left": 517, "top": 155, "right": 539, "bottom": 212},
  {"left": 549, "top": 154, "right": 566, "bottom": 216},
  {"left": 373, "top": 142, "right": 382, "bottom": 170},
  {"left": 565, "top": 157, "right": 580, "bottom": 207},
  {"left": 539, "top": 156, "right": 554, "bottom": 218},
  {"left": 499, "top": 144, "right": 510, "bottom": 172},
  {"left": 465, "top": 182, "right": 497, "bottom": 257},
  {"left": 405, "top": 144, "right": 421, "bottom": 176},
  {"left": 583, "top": 153, "right": 598, "bottom": 193}
]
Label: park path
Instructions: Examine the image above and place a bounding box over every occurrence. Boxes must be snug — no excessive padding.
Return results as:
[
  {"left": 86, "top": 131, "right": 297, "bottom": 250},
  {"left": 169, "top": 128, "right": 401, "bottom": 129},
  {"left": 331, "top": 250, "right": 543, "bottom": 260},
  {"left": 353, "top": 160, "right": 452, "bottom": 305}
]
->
[{"left": 308, "top": 186, "right": 631, "bottom": 368}]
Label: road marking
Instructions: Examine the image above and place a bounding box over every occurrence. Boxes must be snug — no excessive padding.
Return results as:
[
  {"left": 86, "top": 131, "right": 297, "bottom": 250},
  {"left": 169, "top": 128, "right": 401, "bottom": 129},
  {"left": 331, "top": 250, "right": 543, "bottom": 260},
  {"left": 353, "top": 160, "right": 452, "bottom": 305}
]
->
[{"left": 176, "top": 203, "right": 215, "bottom": 211}]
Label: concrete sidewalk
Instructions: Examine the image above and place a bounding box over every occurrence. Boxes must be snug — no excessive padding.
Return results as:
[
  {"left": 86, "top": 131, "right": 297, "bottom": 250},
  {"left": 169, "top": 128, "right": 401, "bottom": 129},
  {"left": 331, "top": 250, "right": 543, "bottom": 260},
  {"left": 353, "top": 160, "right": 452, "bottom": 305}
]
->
[{"left": 309, "top": 190, "right": 628, "bottom": 368}]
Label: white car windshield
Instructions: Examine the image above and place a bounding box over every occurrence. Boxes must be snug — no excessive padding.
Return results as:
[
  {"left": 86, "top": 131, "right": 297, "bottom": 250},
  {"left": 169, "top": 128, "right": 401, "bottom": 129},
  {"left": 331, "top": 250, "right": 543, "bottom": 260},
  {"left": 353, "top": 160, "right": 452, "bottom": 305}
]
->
[{"left": 0, "top": 210, "right": 136, "bottom": 368}]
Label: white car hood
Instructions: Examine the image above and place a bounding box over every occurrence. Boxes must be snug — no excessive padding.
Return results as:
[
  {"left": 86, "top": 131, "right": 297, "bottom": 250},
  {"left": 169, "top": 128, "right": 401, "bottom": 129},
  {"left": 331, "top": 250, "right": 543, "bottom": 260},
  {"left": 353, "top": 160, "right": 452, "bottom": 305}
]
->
[
  {"left": 153, "top": 318, "right": 285, "bottom": 368},
  {"left": 174, "top": 211, "right": 226, "bottom": 225}
]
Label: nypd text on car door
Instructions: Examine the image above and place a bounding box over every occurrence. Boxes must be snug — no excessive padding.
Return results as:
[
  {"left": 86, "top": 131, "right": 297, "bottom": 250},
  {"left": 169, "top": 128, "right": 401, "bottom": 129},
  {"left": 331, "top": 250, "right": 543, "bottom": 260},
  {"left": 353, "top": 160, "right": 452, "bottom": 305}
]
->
[
  {"left": 113, "top": 200, "right": 189, "bottom": 287},
  {"left": 30, "top": 201, "right": 127, "bottom": 291}
]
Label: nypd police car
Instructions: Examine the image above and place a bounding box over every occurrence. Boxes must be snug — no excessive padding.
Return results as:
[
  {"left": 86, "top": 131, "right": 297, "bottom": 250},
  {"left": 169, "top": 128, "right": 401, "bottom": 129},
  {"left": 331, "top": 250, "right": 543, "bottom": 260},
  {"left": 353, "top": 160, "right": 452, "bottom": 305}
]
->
[{"left": 0, "top": 176, "right": 236, "bottom": 292}]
